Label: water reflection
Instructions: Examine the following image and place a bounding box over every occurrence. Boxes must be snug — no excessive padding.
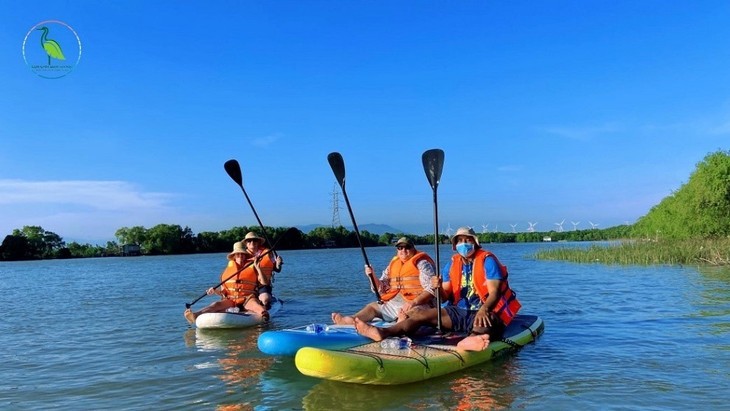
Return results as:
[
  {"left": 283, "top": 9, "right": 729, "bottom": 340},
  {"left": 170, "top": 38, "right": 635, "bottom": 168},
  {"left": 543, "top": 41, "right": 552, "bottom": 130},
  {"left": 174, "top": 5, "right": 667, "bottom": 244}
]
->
[
  {"left": 441, "top": 360, "right": 520, "bottom": 411},
  {"left": 184, "top": 327, "right": 274, "bottom": 410},
  {"left": 299, "top": 356, "right": 523, "bottom": 410}
]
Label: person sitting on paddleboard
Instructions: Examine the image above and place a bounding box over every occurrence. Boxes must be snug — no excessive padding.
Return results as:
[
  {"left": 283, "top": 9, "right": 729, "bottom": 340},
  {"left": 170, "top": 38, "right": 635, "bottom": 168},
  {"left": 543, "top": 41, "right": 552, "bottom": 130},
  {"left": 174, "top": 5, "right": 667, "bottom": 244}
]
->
[
  {"left": 183, "top": 236, "right": 275, "bottom": 324},
  {"left": 354, "top": 227, "right": 522, "bottom": 351},
  {"left": 332, "top": 236, "right": 437, "bottom": 325},
  {"left": 240, "top": 232, "right": 283, "bottom": 309}
]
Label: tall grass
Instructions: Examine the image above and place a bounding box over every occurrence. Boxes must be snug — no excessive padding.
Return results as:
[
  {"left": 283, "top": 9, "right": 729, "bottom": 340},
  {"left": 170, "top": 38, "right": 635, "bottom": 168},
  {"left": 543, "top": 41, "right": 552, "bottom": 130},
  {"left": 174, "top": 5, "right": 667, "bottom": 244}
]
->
[{"left": 534, "top": 238, "right": 730, "bottom": 266}]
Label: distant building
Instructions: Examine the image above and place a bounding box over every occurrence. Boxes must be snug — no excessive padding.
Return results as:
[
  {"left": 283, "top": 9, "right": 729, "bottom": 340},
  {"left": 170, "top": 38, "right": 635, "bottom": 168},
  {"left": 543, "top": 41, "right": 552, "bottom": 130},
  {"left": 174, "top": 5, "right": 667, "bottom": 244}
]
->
[
  {"left": 122, "top": 244, "right": 141, "bottom": 256},
  {"left": 542, "top": 236, "right": 552, "bottom": 242}
]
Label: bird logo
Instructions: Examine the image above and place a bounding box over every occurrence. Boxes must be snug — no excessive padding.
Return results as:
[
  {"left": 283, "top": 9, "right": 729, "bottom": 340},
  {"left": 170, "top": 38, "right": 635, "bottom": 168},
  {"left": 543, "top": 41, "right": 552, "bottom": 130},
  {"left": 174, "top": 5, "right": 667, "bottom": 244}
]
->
[
  {"left": 22, "top": 20, "right": 82, "bottom": 79},
  {"left": 37, "top": 26, "right": 66, "bottom": 66}
]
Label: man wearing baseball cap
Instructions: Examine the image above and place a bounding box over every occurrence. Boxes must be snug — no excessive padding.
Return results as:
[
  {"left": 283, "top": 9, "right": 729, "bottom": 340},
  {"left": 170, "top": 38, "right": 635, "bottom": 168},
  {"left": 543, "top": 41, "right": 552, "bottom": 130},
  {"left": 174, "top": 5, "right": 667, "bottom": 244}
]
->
[
  {"left": 354, "top": 227, "right": 521, "bottom": 351},
  {"left": 332, "top": 236, "right": 437, "bottom": 325}
]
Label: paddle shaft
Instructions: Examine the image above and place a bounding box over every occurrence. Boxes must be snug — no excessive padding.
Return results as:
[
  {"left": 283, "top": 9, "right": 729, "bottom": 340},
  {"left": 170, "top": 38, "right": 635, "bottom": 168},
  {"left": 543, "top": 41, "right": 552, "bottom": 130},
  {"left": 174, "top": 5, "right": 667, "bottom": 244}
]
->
[
  {"left": 224, "top": 159, "right": 278, "bottom": 259},
  {"left": 422, "top": 149, "right": 445, "bottom": 333},
  {"left": 185, "top": 250, "right": 271, "bottom": 309},
  {"left": 327, "top": 152, "right": 382, "bottom": 303}
]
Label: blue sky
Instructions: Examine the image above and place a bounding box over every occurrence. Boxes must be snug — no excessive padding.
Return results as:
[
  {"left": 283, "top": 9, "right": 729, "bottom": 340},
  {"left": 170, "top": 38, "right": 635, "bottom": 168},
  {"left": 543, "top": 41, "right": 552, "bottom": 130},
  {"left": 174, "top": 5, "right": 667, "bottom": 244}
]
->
[{"left": 1, "top": 1, "right": 728, "bottom": 244}]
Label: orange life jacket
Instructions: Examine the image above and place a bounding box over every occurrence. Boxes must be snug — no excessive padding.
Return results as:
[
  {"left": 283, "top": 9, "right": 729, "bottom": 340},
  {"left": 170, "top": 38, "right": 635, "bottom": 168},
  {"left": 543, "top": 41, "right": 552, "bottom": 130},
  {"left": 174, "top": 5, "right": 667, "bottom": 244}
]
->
[
  {"left": 249, "top": 248, "right": 275, "bottom": 282},
  {"left": 220, "top": 261, "right": 258, "bottom": 304},
  {"left": 448, "top": 249, "right": 521, "bottom": 325},
  {"left": 379, "top": 251, "right": 435, "bottom": 302}
]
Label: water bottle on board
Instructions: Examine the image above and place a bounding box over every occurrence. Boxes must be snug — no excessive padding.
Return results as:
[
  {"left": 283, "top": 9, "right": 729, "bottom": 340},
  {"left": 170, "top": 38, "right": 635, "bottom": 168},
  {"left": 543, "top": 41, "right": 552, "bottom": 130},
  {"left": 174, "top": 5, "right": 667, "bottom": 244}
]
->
[
  {"left": 305, "top": 323, "right": 328, "bottom": 334},
  {"left": 380, "top": 337, "right": 412, "bottom": 349}
]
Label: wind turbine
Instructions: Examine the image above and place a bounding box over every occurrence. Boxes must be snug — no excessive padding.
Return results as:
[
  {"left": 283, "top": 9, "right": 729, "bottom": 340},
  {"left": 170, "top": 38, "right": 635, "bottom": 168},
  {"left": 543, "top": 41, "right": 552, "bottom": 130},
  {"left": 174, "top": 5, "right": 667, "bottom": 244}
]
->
[
  {"left": 571, "top": 221, "right": 580, "bottom": 231},
  {"left": 554, "top": 219, "right": 565, "bottom": 232},
  {"left": 527, "top": 222, "right": 537, "bottom": 233},
  {"left": 445, "top": 223, "right": 453, "bottom": 236},
  {"left": 589, "top": 221, "right": 599, "bottom": 229},
  {"left": 510, "top": 223, "right": 518, "bottom": 233},
  {"left": 481, "top": 224, "right": 489, "bottom": 234}
]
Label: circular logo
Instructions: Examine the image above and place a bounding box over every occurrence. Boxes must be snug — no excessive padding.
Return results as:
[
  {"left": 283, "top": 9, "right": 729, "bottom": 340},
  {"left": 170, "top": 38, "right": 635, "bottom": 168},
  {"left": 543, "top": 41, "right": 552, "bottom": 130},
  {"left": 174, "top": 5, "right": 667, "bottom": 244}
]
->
[{"left": 22, "top": 20, "right": 82, "bottom": 79}]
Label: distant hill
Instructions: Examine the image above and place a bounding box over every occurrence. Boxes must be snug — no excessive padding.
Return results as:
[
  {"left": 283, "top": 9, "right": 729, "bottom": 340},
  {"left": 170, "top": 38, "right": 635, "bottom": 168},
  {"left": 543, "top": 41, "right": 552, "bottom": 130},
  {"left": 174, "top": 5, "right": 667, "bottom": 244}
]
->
[{"left": 296, "top": 223, "right": 404, "bottom": 235}]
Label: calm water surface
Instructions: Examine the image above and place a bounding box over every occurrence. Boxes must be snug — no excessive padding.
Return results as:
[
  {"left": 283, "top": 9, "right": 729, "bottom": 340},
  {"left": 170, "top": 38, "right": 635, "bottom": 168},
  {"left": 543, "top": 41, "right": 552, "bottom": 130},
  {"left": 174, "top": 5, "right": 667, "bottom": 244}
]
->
[{"left": 1, "top": 243, "right": 728, "bottom": 410}]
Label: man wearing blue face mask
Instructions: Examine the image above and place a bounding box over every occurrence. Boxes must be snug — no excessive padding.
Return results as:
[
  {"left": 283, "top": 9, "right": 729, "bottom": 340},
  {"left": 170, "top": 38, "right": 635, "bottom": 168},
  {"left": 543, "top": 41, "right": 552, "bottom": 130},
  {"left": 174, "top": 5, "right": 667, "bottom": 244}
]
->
[
  {"left": 440, "top": 227, "right": 522, "bottom": 349},
  {"left": 354, "top": 226, "right": 521, "bottom": 351}
]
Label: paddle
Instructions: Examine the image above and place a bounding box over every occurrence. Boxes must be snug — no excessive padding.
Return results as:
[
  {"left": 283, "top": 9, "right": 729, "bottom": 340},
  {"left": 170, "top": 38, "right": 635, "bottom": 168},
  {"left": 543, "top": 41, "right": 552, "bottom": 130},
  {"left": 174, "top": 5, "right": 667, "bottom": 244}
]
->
[
  {"left": 327, "top": 152, "right": 382, "bottom": 303},
  {"left": 185, "top": 227, "right": 296, "bottom": 309},
  {"left": 224, "top": 159, "right": 278, "bottom": 259},
  {"left": 422, "top": 148, "right": 445, "bottom": 333}
]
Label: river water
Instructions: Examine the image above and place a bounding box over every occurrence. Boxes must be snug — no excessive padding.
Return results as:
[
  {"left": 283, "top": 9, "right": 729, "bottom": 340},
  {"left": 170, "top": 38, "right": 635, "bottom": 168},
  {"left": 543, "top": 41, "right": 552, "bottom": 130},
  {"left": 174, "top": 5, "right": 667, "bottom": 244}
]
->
[{"left": 1, "top": 242, "right": 728, "bottom": 410}]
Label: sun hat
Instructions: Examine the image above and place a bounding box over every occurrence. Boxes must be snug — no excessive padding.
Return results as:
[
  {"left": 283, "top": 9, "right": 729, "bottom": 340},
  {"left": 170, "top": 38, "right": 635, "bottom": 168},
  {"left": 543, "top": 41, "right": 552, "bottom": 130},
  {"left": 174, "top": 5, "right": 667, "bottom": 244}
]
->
[
  {"left": 243, "top": 232, "right": 265, "bottom": 244},
  {"left": 451, "top": 226, "right": 481, "bottom": 250},
  {"left": 395, "top": 237, "right": 414, "bottom": 248},
  {"left": 227, "top": 241, "right": 246, "bottom": 260}
]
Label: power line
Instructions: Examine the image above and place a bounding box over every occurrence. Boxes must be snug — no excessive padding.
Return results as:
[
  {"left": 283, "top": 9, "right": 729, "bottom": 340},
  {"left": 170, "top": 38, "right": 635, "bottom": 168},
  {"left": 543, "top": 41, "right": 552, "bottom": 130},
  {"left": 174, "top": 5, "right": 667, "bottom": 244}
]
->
[{"left": 331, "top": 183, "right": 341, "bottom": 227}]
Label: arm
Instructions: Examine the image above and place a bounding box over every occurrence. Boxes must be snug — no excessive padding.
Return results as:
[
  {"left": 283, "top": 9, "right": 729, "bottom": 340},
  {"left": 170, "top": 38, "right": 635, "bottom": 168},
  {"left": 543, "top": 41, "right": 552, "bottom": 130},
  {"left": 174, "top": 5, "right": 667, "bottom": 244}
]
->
[
  {"left": 474, "top": 257, "right": 502, "bottom": 328},
  {"left": 366, "top": 264, "right": 389, "bottom": 294},
  {"left": 253, "top": 259, "right": 268, "bottom": 286},
  {"left": 273, "top": 255, "right": 283, "bottom": 273}
]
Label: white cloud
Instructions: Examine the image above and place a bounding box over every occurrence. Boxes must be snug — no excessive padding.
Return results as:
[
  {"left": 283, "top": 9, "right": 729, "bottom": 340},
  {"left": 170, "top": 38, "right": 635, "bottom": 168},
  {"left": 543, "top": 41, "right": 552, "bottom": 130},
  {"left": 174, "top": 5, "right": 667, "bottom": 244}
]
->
[
  {"left": 0, "top": 180, "right": 177, "bottom": 243},
  {"left": 0, "top": 180, "right": 173, "bottom": 210},
  {"left": 252, "top": 133, "right": 282, "bottom": 148}
]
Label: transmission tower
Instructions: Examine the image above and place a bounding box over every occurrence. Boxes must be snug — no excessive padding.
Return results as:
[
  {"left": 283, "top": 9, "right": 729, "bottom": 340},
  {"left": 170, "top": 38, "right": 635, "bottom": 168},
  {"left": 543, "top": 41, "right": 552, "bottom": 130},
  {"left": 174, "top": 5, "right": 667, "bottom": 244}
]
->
[{"left": 331, "top": 183, "right": 341, "bottom": 227}]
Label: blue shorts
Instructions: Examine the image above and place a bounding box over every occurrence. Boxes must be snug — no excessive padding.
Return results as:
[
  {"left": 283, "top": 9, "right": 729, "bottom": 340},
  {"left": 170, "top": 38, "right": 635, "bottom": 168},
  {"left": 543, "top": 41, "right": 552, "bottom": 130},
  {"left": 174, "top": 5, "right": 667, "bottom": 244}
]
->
[{"left": 443, "top": 306, "right": 505, "bottom": 339}]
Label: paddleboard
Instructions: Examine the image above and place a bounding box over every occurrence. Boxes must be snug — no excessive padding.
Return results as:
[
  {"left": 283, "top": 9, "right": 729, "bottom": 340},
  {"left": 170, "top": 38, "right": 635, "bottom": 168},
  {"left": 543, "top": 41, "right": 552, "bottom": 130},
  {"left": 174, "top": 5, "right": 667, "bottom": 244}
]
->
[
  {"left": 195, "top": 298, "right": 283, "bottom": 329},
  {"left": 258, "top": 321, "right": 392, "bottom": 356},
  {"left": 295, "top": 314, "right": 544, "bottom": 385}
]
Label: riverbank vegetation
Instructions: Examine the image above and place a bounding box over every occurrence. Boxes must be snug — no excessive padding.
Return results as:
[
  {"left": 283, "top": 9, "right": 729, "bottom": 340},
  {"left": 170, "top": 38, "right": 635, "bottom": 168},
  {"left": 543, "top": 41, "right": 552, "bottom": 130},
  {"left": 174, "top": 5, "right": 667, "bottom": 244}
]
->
[
  {"left": 2, "top": 150, "right": 727, "bottom": 265},
  {"left": 536, "top": 149, "right": 730, "bottom": 266}
]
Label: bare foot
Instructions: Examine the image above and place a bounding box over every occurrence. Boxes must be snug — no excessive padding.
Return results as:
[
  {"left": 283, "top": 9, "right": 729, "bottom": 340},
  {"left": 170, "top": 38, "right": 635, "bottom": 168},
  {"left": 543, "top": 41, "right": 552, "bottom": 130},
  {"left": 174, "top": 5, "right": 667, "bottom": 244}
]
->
[
  {"left": 331, "top": 312, "right": 355, "bottom": 325},
  {"left": 456, "top": 334, "right": 490, "bottom": 351},
  {"left": 354, "top": 318, "right": 385, "bottom": 341},
  {"left": 184, "top": 309, "right": 196, "bottom": 325}
]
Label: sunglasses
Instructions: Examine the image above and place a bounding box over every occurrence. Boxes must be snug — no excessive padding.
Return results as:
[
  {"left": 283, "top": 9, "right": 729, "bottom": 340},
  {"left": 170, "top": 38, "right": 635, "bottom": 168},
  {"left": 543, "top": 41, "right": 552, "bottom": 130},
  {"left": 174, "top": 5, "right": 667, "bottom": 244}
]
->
[{"left": 396, "top": 245, "right": 412, "bottom": 250}]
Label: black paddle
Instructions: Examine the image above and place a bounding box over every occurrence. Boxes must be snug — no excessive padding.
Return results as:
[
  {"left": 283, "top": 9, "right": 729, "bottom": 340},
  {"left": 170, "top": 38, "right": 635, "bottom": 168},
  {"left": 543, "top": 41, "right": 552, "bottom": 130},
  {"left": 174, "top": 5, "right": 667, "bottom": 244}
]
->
[
  {"left": 185, "top": 227, "right": 296, "bottom": 309},
  {"left": 327, "top": 152, "right": 382, "bottom": 303},
  {"left": 422, "top": 148, "right": 445, "bottom": 333},
  {"left": 224, "top": 159, "right": 278, "bottom": 259}
]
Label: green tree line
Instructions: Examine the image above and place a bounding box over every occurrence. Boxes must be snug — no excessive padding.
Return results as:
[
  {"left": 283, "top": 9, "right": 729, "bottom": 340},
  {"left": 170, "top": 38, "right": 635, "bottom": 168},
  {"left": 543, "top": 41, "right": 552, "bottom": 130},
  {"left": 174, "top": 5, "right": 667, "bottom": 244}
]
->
[
  {"left": 3, "top": 150, "right": 726, "bottom": 262},
  {"left": 0, "top": 221, "right": 628, "bottom": 262}
]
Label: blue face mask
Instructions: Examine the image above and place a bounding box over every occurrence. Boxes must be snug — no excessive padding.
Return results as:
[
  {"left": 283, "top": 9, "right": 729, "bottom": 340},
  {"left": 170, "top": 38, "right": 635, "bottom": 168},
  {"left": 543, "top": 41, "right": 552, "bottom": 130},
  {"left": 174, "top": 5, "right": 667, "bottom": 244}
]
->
[{"left": 456, "top": 243, "right": 474, "bottom": 257}]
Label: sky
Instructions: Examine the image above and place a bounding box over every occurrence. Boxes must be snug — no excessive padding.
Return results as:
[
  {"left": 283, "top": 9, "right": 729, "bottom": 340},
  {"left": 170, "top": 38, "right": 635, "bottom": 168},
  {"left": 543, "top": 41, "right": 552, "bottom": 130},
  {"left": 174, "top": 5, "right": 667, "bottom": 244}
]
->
[{"left": 1, "top": 1, "right": 728, "bottom": 244}]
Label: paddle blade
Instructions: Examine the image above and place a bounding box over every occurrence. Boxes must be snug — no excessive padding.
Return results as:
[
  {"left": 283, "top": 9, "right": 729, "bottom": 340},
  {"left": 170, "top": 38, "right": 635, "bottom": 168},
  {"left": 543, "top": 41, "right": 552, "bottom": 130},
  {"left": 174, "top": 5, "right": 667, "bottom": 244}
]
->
[
  {"left": 327, "top": 152, "right": 346, "bottom": 189},
  {"left": 422, "top": 149, "right": 445, "bottom": 190},
  {"left": 224, "top": 159, "right": 244, "bottom": 187}
]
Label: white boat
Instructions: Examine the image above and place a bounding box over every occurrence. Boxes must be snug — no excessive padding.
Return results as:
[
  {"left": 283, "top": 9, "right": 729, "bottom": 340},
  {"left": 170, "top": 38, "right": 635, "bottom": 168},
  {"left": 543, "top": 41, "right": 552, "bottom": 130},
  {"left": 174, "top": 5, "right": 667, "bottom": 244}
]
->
[{"left": 195, "top": 298, "right": 283, "bottom": 329}]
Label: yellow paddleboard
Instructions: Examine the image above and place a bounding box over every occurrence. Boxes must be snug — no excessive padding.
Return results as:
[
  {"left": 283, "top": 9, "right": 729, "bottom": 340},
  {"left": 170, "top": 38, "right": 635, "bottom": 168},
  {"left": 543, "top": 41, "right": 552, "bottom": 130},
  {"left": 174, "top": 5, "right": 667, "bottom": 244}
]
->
[{"left": 295, "top": 314, "right": 544, "bottom": 385}]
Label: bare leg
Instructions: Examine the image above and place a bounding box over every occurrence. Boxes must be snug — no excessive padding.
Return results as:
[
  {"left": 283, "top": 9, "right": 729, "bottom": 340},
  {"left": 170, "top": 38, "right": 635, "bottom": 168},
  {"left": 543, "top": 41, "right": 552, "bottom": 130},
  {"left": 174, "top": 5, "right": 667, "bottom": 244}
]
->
[
  {"left": 184, "top": 300, "right": 235, "bottom": 324},
  {"left": 456, "top": 334, "right": 490, "bottom": 351},
  {"left": 259, "top": 292, "right": 271, "bottom": 309},
  {"left": 244, "top": 297, "right": 269, "bottom": 320},
  {"left": 331, "top": 312, "right": 354, "bottom": 325},
  {"left": 354, "top": 307, "right": 445, "bottom": 341},
  {"left": 184, "top": 309, "right": 195, "bottom": 324},
  {"left": 332, "top": 302, "right": 381, "bottom": 325},
  {"left": 354, "top": 318, "right": 388, "bottom": 341}
]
